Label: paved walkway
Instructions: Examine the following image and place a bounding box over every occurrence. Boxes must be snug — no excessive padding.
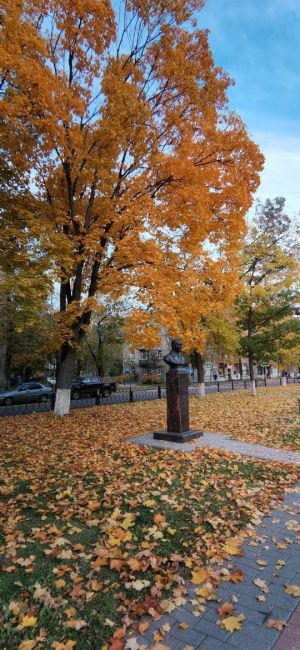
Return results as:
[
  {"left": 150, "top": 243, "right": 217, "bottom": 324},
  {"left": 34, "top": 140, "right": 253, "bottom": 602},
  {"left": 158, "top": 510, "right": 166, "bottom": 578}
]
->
[
  {"left": 126, "top": 487, "right": 300, "bottom": 649},
  {"left": 128, "top": 432, "right": 300, "bottom": 464}
]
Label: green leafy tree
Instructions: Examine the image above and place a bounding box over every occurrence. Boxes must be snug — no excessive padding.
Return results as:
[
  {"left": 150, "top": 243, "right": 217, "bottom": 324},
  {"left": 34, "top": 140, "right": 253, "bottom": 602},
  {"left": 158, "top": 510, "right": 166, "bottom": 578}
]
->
[
  {"left": 80, "top": 309, "right": 124, "bottom": 377},
  {"left": 237, "top": 197, "right": 300, "bottom": 395}
]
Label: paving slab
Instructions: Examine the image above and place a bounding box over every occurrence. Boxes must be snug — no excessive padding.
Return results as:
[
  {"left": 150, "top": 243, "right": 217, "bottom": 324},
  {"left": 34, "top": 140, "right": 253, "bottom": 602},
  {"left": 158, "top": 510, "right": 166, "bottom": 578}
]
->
[
  {"left": 126, "top": 486, "right": 300, "bottom": 649},
  {"left": 127, "top": 432, "right": 300, "bottom": 464}
]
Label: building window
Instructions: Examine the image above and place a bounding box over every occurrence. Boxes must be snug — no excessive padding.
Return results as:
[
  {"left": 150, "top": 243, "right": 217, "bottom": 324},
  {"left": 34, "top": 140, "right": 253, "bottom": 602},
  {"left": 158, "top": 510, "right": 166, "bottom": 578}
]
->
[
  {"left": 156, "top": 367, "right": 162, "bottom": 375},
  {"left": 139, "top": 350, "right": 149, "bottom": 361},
  {"left": 129, "top": 352, "right": 135, "bottom": 361},
  {"left": 156, "top": 350, "right": 162, "bottom": 359}
]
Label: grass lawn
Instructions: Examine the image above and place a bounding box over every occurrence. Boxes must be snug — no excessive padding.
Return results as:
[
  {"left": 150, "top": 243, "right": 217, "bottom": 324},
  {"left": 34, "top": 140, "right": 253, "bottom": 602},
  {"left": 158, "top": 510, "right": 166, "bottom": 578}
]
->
[
  {"left": 0, "top": 385, "right": 299, "bottom": 649},
  {"left": 189, "top": 384, "right": 300, "bottom": 450}
]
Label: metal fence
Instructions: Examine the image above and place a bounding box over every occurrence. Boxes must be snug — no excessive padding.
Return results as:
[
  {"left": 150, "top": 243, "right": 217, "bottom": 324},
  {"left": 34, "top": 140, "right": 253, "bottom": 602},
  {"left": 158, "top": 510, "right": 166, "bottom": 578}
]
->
[{"left": 0, "top": 377, "right": 298, "bottom": 418}]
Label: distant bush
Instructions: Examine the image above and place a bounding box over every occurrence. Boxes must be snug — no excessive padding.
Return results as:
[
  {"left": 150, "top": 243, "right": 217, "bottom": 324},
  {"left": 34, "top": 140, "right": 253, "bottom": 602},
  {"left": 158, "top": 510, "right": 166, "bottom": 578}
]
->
[
  {"left": 114, "top": 374, "right": 134, "bottom": 383},
  {"left": 141, "top": 373, "right": 161, "bottom": 385}
]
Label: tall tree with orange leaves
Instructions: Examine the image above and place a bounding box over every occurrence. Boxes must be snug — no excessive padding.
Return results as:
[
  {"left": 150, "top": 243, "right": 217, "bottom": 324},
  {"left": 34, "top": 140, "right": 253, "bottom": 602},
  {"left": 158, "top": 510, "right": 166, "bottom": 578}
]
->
[
  {"left": 0, "top": 0, "right": 263, "bottom": 414},
  {"left": 125, "top": 248, "right": 241, "bottom": 396}
]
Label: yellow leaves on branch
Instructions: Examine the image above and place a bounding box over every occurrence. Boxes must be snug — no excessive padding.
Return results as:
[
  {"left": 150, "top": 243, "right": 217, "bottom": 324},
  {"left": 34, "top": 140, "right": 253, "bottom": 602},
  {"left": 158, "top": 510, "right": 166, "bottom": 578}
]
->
[{"left": 0, "top": 0, "right": 263, "bottom": 346}]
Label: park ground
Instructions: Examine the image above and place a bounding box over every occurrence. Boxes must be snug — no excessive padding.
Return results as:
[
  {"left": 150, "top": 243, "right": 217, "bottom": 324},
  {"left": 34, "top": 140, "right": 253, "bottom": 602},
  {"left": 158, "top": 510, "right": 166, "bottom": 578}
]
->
[{"left": 0, "top": 385, "right": 299, "bottom": 649}]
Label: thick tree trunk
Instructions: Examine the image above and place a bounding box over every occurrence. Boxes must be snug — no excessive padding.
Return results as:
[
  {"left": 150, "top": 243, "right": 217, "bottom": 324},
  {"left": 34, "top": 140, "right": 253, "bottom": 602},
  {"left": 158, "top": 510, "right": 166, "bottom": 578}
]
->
[
  {"left": 54, "top": 257, "right": 99, "bottom": 415},
  {"left": 248, "top": 353, "right": 256, "bottom": 397},
  {"left": 54, "top": 342, "right": 76, "bottom": 416},
  {"left": 194, "top": 351, "right": 205, "bottom": 397}
]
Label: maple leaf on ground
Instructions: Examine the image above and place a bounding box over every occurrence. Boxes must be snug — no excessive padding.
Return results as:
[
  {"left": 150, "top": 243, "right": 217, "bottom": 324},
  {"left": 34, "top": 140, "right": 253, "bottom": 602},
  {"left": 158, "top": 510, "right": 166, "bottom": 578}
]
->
[
  {"left": 223, "top": 541, "right": 243, "bottom": 556},
  {"left": 113, "top": 629, "right": 126, "bottom": 639},
  {"left": 284, "top": 584, "right": 300, "bottom": 597},
  {"left": 219, "top": 614, "right": 245, "bottom": 632},
  {"left": 218, "top": 602, "right": 235, "bottom": 617},
  {"left": 65, "top": 619, "right": 88, "bottom": 630},
  {"left": 227, "top": 569, "right": 244, "bottom": 583},
  {"left": 191, "top": 568, "right": 207, "bottom": 584},
  {"left": 52, "top": 642, "right": 76, "bottom": 650},
  {"left": 65, "top": 607, "right": 76, "bottom": 619},
  {"left": 253, "top": 578, "right": 269, "bottom": 593},
  {"left": 266, "top": 619, "right": 286, "bottom": 631},
  {"left": 55, "top": 579, "right": 66, "bottom": 589},
  {"left": 18, "top": 615, "right": 37, "bottom": 629},
  {"left": 18, "top": 641, "right": 37, "bottom": 650},
  {"left": 138, "top": 621, "right": 150, "bottom": 635},
  {"left": 109, "top": 639, "right": 125, "bottom": 650},
  {"left": 257, "top": 594, "right": 267, "bottom": 602},
  {"left": 153, "top": 513, "right": 166, "bottom": 526},
  {"left": 125, "top": 580, "right": 150, "bottom": 591},
  {"left": 127, "top": 558, "right": 142, "bottom": 572},
  {"left": 195, "top": 587, "right": 215, "bottom": 600}
]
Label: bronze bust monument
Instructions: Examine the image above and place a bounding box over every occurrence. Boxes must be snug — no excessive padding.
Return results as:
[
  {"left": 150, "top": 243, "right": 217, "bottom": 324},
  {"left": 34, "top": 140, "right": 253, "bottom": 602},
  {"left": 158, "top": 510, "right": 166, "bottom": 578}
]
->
[
  {"left": 153, "top": 337, "right": 203, "bottom": 442},
  {"left": 163, "top": 338, "right": 187, "bottom": 370}
]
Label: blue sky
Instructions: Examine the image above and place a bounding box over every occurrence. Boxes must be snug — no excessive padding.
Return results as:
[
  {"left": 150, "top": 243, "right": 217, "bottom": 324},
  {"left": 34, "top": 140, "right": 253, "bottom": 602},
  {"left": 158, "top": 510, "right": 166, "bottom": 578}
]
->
[{"left": 199, "top": 0, "right": 300, "bottom": 216}]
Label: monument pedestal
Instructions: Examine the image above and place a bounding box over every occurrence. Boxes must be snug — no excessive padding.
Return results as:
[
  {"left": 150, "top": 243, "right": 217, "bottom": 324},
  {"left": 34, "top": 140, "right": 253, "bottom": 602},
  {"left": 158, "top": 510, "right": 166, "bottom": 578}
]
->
[
  {"left": 153, "top": 429, "right": 203, "bottom": 442},
  {"left": 153, "top": 368, "right": 202, "bottom": 443}
]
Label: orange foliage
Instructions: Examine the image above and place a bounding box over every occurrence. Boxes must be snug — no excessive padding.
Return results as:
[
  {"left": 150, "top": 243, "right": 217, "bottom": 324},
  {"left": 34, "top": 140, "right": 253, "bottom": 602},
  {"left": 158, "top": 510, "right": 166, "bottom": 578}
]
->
[{"left": 0, "top": 0, "right": 264, "bottom": 387}]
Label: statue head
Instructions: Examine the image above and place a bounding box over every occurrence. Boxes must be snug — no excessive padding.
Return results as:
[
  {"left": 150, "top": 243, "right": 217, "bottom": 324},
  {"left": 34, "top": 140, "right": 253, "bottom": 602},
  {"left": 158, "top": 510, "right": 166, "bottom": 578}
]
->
[{"left": 171, "top": 338, "right": 182, "bottom": 353}]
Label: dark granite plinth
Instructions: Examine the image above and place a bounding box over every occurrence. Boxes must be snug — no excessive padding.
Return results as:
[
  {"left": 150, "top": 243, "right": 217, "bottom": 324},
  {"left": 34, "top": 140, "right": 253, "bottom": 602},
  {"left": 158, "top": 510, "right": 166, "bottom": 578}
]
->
[
  {"left": 153, "top": 429, "right": 203, "bottom": 443},
  {"left": 166, "top": 368, "right": 189, "bottom": 433}
]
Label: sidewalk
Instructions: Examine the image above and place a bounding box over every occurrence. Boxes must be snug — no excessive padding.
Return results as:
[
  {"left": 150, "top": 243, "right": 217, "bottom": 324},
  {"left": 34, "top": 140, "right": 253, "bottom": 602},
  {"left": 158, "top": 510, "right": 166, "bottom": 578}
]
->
[
  {"left": 125, "top": 435, "right": 300, "bottom": 649},
  {"left": 128, "top": 432, "right": 300, "bottom": 465},
  {"left": 126, "top": 485, "right": 300, "bottom": 649}
]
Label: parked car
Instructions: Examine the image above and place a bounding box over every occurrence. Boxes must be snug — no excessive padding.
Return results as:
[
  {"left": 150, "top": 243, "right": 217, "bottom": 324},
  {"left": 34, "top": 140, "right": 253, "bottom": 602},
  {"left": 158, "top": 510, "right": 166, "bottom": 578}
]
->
[
  {"left": 71, "top": 375, "right": 116, "bottom": 400},
  {"left": 0, "top": 382, "right": 52, "bottom": 406}
]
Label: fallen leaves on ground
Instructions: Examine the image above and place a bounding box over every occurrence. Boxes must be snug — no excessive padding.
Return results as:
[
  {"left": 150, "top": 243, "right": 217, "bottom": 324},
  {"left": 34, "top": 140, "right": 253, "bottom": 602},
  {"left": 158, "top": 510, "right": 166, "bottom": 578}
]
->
[
  {"left": 0, "top": 389, "right": 299, "bottom": 648},
  {"left": 266, "top": 619, "right": 286, "bottom": 631},
  {"left": 189, "top": 385, "right": 300, "bottom": 450},
  {"left": 217, "top": 602, "right": 235, "bottom": 617},
  {"left": 219, "top": 614, "right": 245, "bottom": 632},
  {"left": 253, "top": 578, "right": 269, "bottom": 593},
  {"left": 284, "top": 584, "right": 300, "bottom": 597}
]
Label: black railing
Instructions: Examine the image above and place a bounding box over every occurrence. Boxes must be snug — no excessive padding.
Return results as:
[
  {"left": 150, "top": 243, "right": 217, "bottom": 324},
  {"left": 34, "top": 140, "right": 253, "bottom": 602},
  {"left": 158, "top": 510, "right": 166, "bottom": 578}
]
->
[{"left": 0, "top": 377, "right": 298, "bottom": 418}]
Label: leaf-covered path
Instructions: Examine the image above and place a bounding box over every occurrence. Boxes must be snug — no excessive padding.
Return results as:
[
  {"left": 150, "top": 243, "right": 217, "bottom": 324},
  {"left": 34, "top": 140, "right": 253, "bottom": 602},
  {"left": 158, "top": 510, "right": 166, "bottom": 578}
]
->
[
  {"left": 126, "top": 484, "right": 300, "bottom": 649},
  {"left": 129, "top": 433, "right": 300, "bottom": 464},
  {"left": 0, "top": 386, "right": 299, "bottom": 649}
]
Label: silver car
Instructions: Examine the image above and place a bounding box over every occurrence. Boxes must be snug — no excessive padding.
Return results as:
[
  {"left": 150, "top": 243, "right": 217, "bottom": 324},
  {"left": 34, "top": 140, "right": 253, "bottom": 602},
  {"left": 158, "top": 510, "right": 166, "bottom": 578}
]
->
[{"left": 0, "top": 382, "right": 52, "bottom": 406}]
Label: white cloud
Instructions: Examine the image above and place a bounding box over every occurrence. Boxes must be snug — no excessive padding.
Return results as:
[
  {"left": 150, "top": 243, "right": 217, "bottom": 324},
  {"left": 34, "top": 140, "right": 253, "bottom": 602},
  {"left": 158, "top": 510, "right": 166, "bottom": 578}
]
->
[{"left": 252, "top": 131, "right": 300, "bottom": 216}]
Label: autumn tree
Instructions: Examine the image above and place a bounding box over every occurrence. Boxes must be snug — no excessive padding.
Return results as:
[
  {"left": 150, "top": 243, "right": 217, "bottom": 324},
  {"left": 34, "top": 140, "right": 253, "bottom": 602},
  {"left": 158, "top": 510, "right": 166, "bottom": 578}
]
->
[
  {"left": 0, "top": 152, "right": 54, "bottom": 386},
  {"left": 237, "top": 197, "right": 300, "bottom": 396},
  {"left": 0, "top": 0, "right": 263, "bottom": 414},
  {"left": 79, "top": 305, "right": 124, "bottom": 377},
  {"left": 125, "top": 254, "right": 242, "bottom": 396}
]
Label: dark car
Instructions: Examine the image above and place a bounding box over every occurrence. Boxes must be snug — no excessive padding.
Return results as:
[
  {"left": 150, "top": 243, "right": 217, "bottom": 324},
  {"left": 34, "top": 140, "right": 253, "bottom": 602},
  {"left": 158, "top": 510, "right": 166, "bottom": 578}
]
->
[
  {"left": 0, "top": 382, "right": 52, "bottom": 406},
  {"left": 71, "top": 375, "right": 116, "bottom": 400}
]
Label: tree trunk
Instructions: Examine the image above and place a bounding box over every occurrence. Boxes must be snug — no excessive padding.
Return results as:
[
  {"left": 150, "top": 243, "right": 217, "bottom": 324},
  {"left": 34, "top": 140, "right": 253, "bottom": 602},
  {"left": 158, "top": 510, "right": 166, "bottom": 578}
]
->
[
  {"left": 194, "top": 351, "right": 205, "bottom": 397},
  {"left": 54, "top": 342, "right": 76, "bottom": 416},
  {"left": 248, "top": 353, "right": 256, "bottom": 397},
  {"left": 54, "top": 257, "right": 100, "bottom": 415},
  {"left": 238, "top": 358, "right": 243, "bottom": 379}
]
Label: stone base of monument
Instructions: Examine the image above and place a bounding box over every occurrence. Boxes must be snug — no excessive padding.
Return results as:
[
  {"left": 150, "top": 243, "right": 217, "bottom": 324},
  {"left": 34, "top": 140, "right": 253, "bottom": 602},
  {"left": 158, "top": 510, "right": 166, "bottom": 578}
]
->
[{"left": 153, "top": 429, "right": 203, "bottom": 443}]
